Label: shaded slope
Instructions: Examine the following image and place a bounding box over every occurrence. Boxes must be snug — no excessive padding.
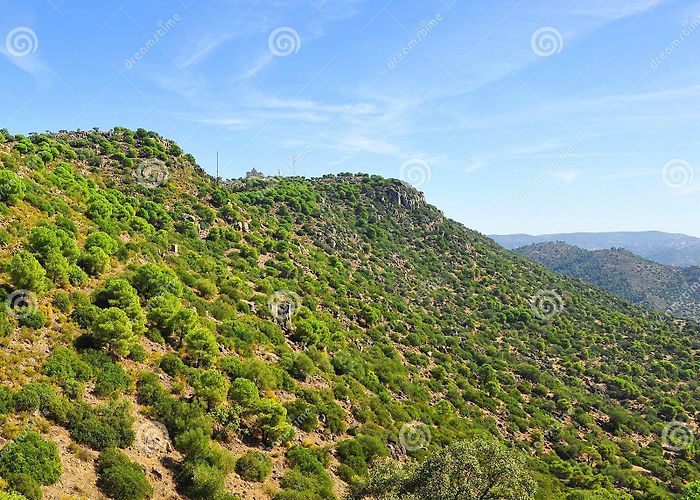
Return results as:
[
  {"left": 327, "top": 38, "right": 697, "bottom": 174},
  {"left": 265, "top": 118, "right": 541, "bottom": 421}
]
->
[{"left": 515, "top": 242, "right": 700, "bottom": 320}]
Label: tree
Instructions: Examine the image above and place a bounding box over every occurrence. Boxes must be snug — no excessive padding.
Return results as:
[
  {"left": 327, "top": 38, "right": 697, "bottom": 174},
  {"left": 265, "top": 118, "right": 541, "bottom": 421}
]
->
[
  {"left": 350, "top": 438, "right": 536, "bottom": 500},
  {"left": 0, "top": 170, "right": 25, "bottom": 205},
  {"left": 131, "top": 263, "right": 182, "bottom": 299},
  {"left": 184, "top": 328, "right": 219, "bottom": 366},
  {"left": 85, "top": 231, "right": 118, "bottom": 255},
  {"left": 229, "top": 378, "right": 259, "bottom": 408},
  {"left": 192, "top": 369, "right": 230, "bottom": 409},
  {"left": 251, "top": 398, "right": 293, "bottom": 447},
  {"left": 293, "top": 318, "right": 330, "bottom": 347},
  {"left": 146, "top": 292, "right": 182, "bottom": 335},
  {"left": 92, "top": 307, "right": 136, "bottom": 357},
  {"left": 0, "top": 432, "right": 62, "bottom": 486},
  {"left": 9, "top": 251, "right": 46, "bottom": 292},
  {"left": 94, "top": 278, "right": 145, "bottom": 332},
  {"left": 78, "top": 246, "right": 110, "bottom": 276},
  {"left": 684, "top": 481, "right": 700, "bottom": 500}
]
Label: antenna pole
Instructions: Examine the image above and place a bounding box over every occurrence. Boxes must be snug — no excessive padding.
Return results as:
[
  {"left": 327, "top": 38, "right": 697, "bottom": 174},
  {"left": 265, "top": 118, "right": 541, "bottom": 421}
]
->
[{"left": 216, "top": 151, "right": 219, "bottom": 183}]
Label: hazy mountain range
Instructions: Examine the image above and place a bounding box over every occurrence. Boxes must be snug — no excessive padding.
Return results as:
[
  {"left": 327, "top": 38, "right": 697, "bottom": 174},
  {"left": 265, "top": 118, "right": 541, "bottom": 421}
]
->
[{"left": 491, "top": 231, "right": 700, "bottom": 267}]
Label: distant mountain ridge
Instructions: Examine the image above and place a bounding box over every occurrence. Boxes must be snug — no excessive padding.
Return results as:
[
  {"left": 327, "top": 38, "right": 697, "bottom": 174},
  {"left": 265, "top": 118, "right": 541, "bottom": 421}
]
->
[
  {"left": 491, "top": 231, "right": 700, "bottom": 267},
  {"left": 514, "top": 241, "right": 700, "bottom": 320}
]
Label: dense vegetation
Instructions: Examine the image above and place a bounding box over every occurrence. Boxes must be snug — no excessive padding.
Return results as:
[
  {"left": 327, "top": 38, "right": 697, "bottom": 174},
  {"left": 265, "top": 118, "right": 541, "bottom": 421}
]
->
[
  {"left": 0, "top": 128, "right": 699, "bottom": 498},
  {"left": 515, "top": 242, "right": 700, "bottom": 321}
]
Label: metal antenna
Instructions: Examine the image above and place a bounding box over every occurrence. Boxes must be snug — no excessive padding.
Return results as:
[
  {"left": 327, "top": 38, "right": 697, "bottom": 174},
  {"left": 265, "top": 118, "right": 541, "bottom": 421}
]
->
[{"left": 216, "top": 151, "right": 219, "bottom": 183}]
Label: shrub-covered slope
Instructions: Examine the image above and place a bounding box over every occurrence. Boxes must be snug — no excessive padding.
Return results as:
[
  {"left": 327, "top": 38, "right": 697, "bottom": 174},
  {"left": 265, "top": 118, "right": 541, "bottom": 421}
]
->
[
  {"left": 515, "top": 242, "right": 700, "bottom": 321},
  {"left": 0, "top": 128, "right": 699, "bottom": 499}
]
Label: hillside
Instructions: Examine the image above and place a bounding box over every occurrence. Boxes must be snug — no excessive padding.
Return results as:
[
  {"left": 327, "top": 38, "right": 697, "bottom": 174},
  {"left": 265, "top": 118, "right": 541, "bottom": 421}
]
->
[
  {"left": 514, "top": 242, "right": 700, "bottom": 321},
  {"left": 492, "top": 232, "right": 700, "bottom": 267},
  {"left": 1, "top": 128, "right": 700, "bottom": 499}
]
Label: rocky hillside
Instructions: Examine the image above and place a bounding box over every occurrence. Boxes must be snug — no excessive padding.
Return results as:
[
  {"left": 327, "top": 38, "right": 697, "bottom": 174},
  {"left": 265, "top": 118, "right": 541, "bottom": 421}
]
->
[
  {"left": 515, "top": 242, "right": 700, "bottom": 321},
  {"left": 0, "top": 128, "right": 700, "bottom": 499}
]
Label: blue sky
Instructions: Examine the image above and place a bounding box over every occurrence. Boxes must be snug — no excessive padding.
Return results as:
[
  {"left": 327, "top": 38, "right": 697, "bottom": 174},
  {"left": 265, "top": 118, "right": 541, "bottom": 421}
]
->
[{"left": 1, "top": 0, "right": 699, "bottom": 237}]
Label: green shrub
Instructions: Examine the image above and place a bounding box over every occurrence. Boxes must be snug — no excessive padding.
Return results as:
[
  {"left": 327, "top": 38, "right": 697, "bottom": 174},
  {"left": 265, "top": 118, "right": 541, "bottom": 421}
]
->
[
  {"left": 159, "top": 353, "right": 186, "bottom": 376},
  {"left": 97, "top": 448, "right": 152, "bottom": 500},
  {"left": 235, "top": 451, "right": 272, "bottom": 482},
  {"left": 5, "top": 473, "right": 41, "bottom": 500},
  {"left": 18, "top": 308, "right": 46, "bottom": 329},
  {"left": 13, "top": 382, "right": 54, "bottom": 413},
  {"left": 0, "top": 432, "right": 62, "bottom": 485}
]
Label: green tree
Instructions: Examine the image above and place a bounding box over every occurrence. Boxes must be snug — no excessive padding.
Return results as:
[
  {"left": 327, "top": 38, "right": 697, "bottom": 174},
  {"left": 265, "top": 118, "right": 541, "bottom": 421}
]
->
[
  {"left": 146, "top": 292, "right": 182, "bottom": 335},
  {"left": 293, "top": 318, "right": 330, "bottom": 347},
  {"left": 9, "top": 251, "right": 46, "bottom": 292},
  {"left": 94, "top": 278, "right": 145, "bottom": 333},
  {"left": 193, "top": 369, "right": 230, "bottom": 409},
  {"left": 131, "top": 263, "right": 183, "bottom": 298},
  {"left": 184, "top": 328, "right": 219, "bottom": 367},
  {"left": 92, "top": 307, "right": 136, "bottom": 357},
  {"left": 251, "top": 398, "right": 293, "bottom": 446},
  {"left": 0, "top": 170, "right": 25, "bottom": 205},
  {"left": 350, "top": 438, "right": 536, "bottom": 500},
  {"left": 684, "top": 481, "right": 700, "bottom": 499},
  {"left": 229, "top": 378, "right": 259, "bottom": 408},
  {"left": 78, "top": 246, "right": 110, "bottom": 276}
]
